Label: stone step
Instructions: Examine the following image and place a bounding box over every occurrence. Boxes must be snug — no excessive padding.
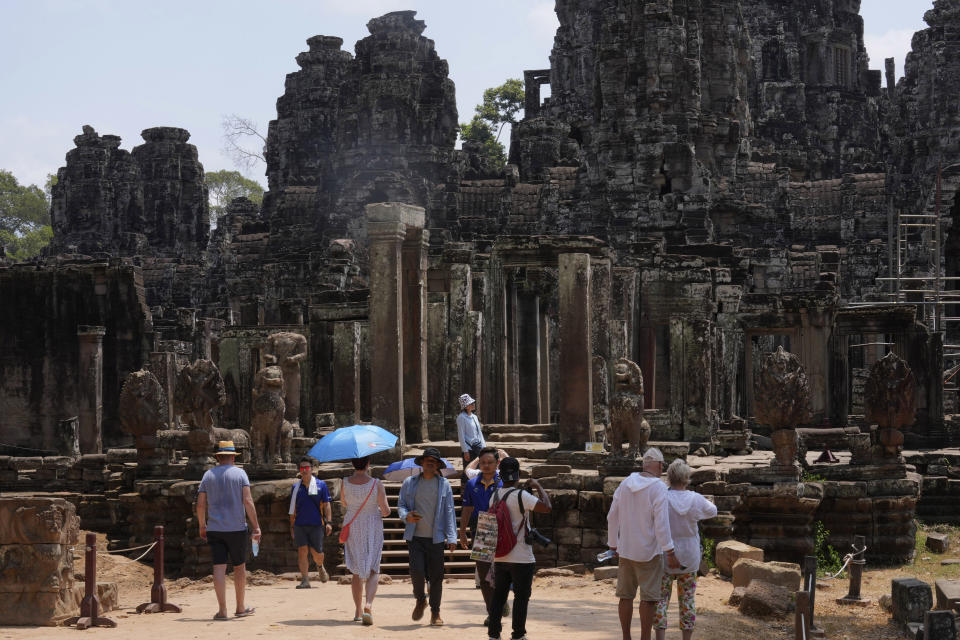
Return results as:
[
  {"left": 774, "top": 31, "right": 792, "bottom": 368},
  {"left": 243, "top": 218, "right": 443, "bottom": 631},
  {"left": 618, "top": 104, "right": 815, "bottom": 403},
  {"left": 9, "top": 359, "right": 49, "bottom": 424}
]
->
[
  {"left": 405, "top": 441, "right": 556, "bottom": 460},
  {"left": 489, "top": 432, "right": 556, "bottom": 443},
  {"left": 485, "top": 423, "right": 557, "bottom": 435},
  {"left": 337, "top": 561, "right": 476, "bottom": 575}
]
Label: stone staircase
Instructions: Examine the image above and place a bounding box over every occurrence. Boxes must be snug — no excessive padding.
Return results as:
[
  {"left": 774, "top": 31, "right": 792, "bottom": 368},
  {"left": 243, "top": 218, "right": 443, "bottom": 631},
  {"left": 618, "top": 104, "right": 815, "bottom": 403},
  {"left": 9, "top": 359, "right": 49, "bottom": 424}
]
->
[{"left": 335, "top": 423, "right": 560, "bottom": 578}]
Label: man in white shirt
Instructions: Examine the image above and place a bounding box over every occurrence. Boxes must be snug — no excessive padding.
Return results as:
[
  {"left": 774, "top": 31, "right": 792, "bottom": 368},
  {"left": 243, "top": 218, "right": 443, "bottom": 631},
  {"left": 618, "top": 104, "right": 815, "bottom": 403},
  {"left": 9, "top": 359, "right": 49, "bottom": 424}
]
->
[{"left": 607, "top": 448, "right": 681, "bottom": 640}]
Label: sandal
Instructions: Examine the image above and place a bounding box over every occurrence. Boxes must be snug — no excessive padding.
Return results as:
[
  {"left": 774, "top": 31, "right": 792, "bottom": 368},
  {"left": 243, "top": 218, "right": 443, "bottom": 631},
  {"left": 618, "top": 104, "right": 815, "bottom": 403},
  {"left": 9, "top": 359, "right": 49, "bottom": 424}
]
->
[
  {"left": 362, "top": 608, "right": 373, "bottom": 626},
  {"left": 235, "top": 607, "right": 255, "bottom": 618},
  {"left": 213, "top": 612, "right": 228, "bottom": 621},
  {"left": 353, "top": 615, "right": 363, "bottom": 622}
]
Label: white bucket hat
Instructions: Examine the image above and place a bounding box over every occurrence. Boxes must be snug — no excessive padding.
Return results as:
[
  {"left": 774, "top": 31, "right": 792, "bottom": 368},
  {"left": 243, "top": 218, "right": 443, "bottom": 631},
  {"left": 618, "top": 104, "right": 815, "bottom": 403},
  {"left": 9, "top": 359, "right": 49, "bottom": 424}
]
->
[
  {"left": 642, "top": 447, "right": 664, "bottom": 463},
  {"left": 458, "top": 393, "right": 477, "bottom": 410}
]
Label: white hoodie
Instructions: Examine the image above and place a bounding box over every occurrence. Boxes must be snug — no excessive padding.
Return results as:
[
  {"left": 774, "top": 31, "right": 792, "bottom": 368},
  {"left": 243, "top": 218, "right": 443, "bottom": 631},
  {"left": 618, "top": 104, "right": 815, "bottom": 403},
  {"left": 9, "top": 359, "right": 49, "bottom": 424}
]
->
[
  {"left": 662, "top": 489, "right": 717, "bottom": 574},
  {"left": 607, "top": 473, "right": 674, "bottom": 563}
]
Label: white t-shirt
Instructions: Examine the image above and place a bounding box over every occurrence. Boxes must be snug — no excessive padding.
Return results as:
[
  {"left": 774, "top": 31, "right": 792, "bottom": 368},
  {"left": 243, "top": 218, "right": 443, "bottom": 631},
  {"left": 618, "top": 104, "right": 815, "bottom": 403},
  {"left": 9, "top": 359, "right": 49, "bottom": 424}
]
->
[{"left": 492, "top": 487, "right": 540, "bottom": 564}]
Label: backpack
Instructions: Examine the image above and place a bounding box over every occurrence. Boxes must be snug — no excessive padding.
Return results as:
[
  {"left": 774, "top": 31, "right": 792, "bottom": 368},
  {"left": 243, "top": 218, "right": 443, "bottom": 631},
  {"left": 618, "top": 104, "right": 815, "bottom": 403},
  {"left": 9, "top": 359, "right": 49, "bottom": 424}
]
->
[{"left": 490, "top": 488, "right": 526, "bottom": 558}]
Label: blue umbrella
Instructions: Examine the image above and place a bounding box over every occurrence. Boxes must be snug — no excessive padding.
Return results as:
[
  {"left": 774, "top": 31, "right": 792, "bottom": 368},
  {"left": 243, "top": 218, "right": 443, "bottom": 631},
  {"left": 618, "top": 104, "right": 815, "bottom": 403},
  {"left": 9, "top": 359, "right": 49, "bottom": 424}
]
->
[
  {"left": 383, "top": 457, "right": 459, "bottom": 481},
  {"left": 306, "top": 424, "right": 398, "bottom": 462}
]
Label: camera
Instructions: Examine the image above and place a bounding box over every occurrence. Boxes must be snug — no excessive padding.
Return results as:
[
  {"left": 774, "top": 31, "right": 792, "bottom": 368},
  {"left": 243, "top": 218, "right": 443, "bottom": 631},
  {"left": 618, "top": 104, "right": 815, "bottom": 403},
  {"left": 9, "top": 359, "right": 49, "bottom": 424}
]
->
[{"left": 525, "top": 527, "right": 551, "bottom": 547}]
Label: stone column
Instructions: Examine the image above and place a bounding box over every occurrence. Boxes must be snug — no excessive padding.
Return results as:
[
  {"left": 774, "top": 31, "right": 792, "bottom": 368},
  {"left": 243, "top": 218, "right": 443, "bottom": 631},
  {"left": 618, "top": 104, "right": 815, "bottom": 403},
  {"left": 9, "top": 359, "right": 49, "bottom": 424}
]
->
[
  {"left": 149, "top": 351, "right": 178, "bottom": 429},
  {"left": 538, "top": 311, "right": 551, "bottom": 424},
  {"left": 333, "top": 321, "right": 361, "bottom": 426},
  {"left": 77, "top": 326, "right": 105, "bottom": 454},
  {"left": 558, "top": 254, "right": 593, "bottom": 449},
  {"left": 366, "top": 203, "right": 424, "bottom": 445},
  {"left": 401, "top": 223, "right": 429, "bottom": 444},
  {"left": 507, "top": 277, "right": 520, "bottom": 423}
]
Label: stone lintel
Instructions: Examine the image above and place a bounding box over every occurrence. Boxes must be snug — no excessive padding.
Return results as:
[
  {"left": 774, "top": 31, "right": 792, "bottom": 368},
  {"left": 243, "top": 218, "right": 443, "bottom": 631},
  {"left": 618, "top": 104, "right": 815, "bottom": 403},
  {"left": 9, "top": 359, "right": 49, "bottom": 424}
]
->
[{"left": 365, "top": 202, "right": 425, "bottom": 229}]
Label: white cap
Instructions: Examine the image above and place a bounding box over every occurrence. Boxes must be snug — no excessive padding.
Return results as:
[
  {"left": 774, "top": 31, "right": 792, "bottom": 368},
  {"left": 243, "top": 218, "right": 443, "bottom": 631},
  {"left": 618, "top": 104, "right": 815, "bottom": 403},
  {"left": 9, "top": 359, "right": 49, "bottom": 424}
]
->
[{"left": 642, "top": 447, "right": 664, "bottom": 463}]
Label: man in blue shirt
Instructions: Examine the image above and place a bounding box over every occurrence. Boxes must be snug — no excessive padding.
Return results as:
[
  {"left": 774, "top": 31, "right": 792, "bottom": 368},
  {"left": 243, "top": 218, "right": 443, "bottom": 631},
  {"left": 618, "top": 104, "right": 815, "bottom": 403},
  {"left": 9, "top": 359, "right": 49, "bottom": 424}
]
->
[
  {"left": 197, "top": 441, "right": 261, "bottom": 620},
  {"left": 458, "top": 446, "right": 502, "bottom": 620},
  {"left": 397, "top": 447, "right": 457, "bottom": 626},
  {"left": 288, "top": 457, "right": 332, "bottom": 588}
]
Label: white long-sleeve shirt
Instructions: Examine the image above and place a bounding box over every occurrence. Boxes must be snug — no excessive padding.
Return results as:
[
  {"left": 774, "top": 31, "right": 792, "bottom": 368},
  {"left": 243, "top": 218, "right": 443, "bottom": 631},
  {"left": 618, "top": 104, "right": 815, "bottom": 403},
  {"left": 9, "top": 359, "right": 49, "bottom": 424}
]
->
[
  {"left": 607, "top": 473, "right": 674, "bottom": 563},
  {"left": 662, "top": 489, "right": 717, "bottom": 574},
  {"left": 456, "top": 411, "right": 485, "bottom": 453}
]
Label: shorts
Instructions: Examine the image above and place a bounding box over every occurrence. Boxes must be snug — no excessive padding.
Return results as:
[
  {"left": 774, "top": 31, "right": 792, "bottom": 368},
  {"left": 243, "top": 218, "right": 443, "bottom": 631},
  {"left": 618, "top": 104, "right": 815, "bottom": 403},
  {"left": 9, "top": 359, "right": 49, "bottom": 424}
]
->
[
  {"left": 207, "top": 529, "right": 248, "bottom": 566},
  {"left": 616, "top": 555, "right": 664, "bottom": 602},
  {"left": 294, "top": 524, "right": 325, "bottom": 553}
]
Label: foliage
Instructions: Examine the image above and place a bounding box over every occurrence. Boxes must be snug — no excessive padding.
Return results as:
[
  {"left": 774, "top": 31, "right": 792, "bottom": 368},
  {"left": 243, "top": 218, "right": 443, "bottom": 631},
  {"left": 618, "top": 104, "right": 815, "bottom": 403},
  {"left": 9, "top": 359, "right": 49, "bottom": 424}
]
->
[
  {"left": 800, "top": 469, "right": 826, "bottom": 482},
  {"left": 205, "top": 170, "right": 264, "bottom": 220},
  {"left": 0, "top": 169, "right": 52, "bottom": 260},
  {"left": 813, "top": 520, "right": 844, "bottom": 577},
  {"left": 459, "top": 115, "right": 506, "bottom": 172},
  {"left": 221, "top": 114, "right": 267, "bottom": 172},
  {"left": 459, "top": 77, "right": 524, "bottom": 171},
  {"left": 702, "top": 537, "right": 716, "bottom": 569}
]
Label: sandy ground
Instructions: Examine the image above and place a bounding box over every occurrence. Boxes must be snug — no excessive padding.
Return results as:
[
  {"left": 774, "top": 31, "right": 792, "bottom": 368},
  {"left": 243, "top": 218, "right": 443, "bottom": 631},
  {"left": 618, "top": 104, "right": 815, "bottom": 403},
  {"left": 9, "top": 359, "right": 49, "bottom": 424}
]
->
[{"left": 3, "top": 530, "right": 957, "bottom": 639}]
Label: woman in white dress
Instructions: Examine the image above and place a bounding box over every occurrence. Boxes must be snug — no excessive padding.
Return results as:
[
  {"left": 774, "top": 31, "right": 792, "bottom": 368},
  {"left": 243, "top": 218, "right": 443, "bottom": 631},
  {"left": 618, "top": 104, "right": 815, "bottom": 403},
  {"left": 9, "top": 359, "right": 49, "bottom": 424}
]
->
[{"left": 341, "top": 456, "right": 390, "bottom": 625}]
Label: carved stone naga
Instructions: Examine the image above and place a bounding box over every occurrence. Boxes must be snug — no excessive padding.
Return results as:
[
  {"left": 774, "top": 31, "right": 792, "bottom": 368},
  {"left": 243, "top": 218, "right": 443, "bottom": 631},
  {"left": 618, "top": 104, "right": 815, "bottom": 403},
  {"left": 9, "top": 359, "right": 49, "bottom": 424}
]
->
[
  {"left": 250, "top": 357, "right": 290, "bottom": 464},
  {"left": 118, "top": 369, "right": 166, "bottom": 471},
  {"left": 608, "top": 358, "right": 651, "bottom": 458},
  {"left": 754, "top": 346, "right": 811, "bottom": 470},
  {"left": 174, "top": 359, "right": 227, "bottom": 474},
  {"left": 863, "top": 352, "right": 916, "bottom": 459}
]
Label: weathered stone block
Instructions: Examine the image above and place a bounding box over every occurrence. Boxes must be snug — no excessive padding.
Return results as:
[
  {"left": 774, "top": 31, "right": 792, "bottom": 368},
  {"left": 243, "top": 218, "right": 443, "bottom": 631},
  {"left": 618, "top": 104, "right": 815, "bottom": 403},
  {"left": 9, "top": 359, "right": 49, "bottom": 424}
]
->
[
  {"left": 927, "top": 533, "right": 951, "bottom": 554},
  {"left": 578, "top": 491, "right": 605, "bottom": 513},
  {"left": 0, "top": 544, "right": 73, "bottom": 593},
  {"left": 732, "top": 559, "right": 801, "bottom": 591},
  {"left": 0, "top": 498, "right": 79, "bottom": 545},
  {"left": 532, "top": 464, "right": 572, "bottom": 478},
  {"left": 923, "top": 610, "right": 957, "bottom": 640},
  {"left": 738, "top": 580, "right": 793, "bottom": 617},
  {"left": 892, "top": 578, "right": 933, "bottom": 625},
  {"left": 716, "top": 540, "right": 763, "bottom": 577},
  {"left": 935, "top": 579, "right": 960, "bottom": 611},
  {"left": 594, "top": 566, "right": 618, "bottom": 580}
]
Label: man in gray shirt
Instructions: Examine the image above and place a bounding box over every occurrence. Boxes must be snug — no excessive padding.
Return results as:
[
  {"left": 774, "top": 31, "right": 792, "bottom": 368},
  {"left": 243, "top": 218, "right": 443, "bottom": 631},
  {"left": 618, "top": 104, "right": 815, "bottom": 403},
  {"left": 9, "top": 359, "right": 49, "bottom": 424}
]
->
[
  {"left": 197, "top": 441, "right": 262, "bottom": 620},
  {"left": 397, "top": 447, "right": 457, "bottom": 626}
]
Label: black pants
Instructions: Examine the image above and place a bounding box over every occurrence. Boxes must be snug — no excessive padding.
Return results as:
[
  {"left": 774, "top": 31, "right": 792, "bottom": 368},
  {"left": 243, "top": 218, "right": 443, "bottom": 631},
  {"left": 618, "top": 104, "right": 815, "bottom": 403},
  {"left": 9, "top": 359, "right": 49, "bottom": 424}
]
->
[
  {"left": 408, "top": 536, "right": 445, "bottom": 613},
  {"left": 488, "top": 562, "right": 535, "bottom": 639}
]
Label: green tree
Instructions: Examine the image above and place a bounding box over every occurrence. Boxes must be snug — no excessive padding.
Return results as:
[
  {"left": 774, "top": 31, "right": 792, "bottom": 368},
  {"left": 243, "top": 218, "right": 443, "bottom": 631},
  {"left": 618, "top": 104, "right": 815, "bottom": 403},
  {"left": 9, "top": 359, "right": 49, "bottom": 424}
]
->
[
  {"left": 0, "top": 169, "right": 52, "bottom": 260},
  {"left": 205, "top": 170, "right": 264, "bottom": 220},
  {"left": 476, "top": 77, "right": 525, "bottom": 141},
  {"left": 458, "top": 78, "right": 525, "bottom": 172}
]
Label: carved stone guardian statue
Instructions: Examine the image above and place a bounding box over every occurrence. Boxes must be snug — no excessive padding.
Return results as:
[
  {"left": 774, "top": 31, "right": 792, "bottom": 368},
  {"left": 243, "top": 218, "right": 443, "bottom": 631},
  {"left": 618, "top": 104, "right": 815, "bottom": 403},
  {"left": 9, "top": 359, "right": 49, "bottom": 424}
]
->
[
  {"left": 118, "top": 369, "right": 167, "bottom": 476},
  {"left": 174, "top": 359, "right": 226, "bottom": 478},
  {"left": 608, "top": 358, "right": 651, "bottom": 458},
  {"left": 863, "top": 352, "right": 916, "bottom": 461},
  {"left": 250, "top": 356, "right": 291, "bottom": 465},
  {"left": 754, "top": 346, "right": 811, "bottom": 476},
  {"left": 264, "top": 332, "right": 307, "bottom": 431}
]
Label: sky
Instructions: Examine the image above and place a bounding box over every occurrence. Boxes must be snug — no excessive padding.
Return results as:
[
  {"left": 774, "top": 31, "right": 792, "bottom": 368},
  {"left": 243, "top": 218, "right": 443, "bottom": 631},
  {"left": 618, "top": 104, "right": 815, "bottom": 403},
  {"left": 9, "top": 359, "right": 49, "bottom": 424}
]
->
[{"left": 0, "top": 0, "right": 932, "bottom": 190}]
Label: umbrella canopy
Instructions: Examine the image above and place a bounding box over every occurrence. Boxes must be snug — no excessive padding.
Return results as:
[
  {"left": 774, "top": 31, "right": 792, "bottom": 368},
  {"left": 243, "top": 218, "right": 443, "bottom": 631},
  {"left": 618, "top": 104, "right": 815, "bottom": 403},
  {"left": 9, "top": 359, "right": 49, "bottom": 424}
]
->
[
  {"left": 383, "top": 457, "right": 459, "bottom": 482},
  {"left": 306, "top": 424, "right": 398, "bottom": 462}
]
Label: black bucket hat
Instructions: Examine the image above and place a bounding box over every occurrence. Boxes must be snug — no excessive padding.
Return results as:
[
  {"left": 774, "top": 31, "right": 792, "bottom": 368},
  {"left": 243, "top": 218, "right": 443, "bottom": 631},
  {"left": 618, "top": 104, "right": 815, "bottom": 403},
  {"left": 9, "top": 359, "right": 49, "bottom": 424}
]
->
[
  {"left": 499, "top": 457, "right": 521, "bottom": 483},
  {"left": 414, "top": 446, "right": 448, "bottom": 469}
]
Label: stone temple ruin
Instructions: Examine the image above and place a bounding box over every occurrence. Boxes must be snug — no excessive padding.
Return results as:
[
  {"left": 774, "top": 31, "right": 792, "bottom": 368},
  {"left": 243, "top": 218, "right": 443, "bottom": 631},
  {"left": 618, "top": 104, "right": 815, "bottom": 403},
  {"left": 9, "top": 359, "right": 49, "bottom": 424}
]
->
[{"left": 3, "top": 0, "right": 960, "bottom": 623}]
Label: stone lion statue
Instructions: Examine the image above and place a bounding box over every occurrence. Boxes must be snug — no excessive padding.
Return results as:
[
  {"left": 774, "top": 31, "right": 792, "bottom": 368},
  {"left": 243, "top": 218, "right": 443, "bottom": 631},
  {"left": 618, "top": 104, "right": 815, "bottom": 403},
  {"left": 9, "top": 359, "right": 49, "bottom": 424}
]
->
[
  {"left": 118, "top": 370, "right": 166, "bottom": 437},
  {"left": 754, "top": 346, "right": 811, "bottom": 429},
  {"left": 250, "top": 358, "right": 290, "bottom": 464},
  {"left": 174, "top": 359, "right": 226, "bottom": 432},
  {"left": 608, "top": 358, "right": 650, "bottom": 458}
]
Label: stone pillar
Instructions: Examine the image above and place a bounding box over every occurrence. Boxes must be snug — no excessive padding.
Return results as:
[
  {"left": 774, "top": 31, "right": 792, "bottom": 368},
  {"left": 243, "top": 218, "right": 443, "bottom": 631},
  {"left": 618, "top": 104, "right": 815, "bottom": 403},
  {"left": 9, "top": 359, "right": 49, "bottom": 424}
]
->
[
  {"left": 611, "top": 267, "right": 637, "bottom": 361},
  {"left": 77, "top": 326, "right": 106, "bottom": 454},
  {"left": 427, "top": 298, "right": 448, "bottom": 440},
  {"left": 507, "top": 278, "right": 520, "bottom": 423},
  {"left": 366, "top": 202, "right": 424, "bottom": 444},
  {"left": 884, "top": 57, "right": 896, "bottom": 100},
  {"left": 333, "top": 322, "right": 362, "bottom": 426},
  {"left": 149, "top": 351, "right": 178, "bottom": 429},
  {"left": 538, "top": 311, "right": 551, "bottom": 424},
  {"left": 57, "top": 417, "right": 80, "bottom": 459},
  {"left": 518, "top": 292, "right": 542, "bottom": 423},
  {"left": 446, "top": 263, "right": 471, "bottom": 428},
  {"left": 558, "top": 254, "right": 593, "bottom": 449},
  {"left": 401, "top": 223, "right": 429, "bottom": 444}
]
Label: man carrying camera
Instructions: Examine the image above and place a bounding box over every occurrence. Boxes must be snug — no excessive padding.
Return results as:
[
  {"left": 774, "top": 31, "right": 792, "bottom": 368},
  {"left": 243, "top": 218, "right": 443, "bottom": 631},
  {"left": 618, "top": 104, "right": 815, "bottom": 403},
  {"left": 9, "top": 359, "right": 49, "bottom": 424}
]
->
[{"left": 486, "top": 457, "right": 552, "bottom": 640}]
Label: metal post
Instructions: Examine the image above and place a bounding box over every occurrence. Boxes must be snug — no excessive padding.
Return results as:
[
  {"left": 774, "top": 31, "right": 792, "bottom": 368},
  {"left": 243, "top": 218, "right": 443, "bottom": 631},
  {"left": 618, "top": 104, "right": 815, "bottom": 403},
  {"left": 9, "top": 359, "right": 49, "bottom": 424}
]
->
[
  {"left": 795, "top": 591, "right": 810, "bottom": 640},
  {"left": 137, "top": 525, "right": 182, "bottom": 613},
  {"left": 64, "top": 533, "right": 117, "bottom": 629},
  {"left": 837, "top": 535, "right": 872, "bottom": 605}
]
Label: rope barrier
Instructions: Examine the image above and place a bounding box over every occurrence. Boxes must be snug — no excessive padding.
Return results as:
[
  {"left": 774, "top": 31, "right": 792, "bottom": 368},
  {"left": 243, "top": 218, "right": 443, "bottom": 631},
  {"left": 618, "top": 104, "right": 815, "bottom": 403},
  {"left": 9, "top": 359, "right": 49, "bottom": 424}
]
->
[
  {"left": 818, "top": 544, "right": 867, "bottom": 581},
  {"left": 98, "top": 542, "right": 157, "bottom": 563},
  {"left": 0, "top": 441, "right": 57, "bottom": 455}
]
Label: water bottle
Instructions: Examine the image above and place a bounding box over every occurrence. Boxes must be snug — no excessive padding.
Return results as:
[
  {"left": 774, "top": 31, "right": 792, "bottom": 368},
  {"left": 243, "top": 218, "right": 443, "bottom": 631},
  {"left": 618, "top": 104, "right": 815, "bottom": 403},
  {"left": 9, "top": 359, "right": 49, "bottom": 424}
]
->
[
  {"left": 251, "top": 540, "right": 260, "bottom": 557},
  {"left": 597, "top": 549, "right": 616, "bottom": 563}
]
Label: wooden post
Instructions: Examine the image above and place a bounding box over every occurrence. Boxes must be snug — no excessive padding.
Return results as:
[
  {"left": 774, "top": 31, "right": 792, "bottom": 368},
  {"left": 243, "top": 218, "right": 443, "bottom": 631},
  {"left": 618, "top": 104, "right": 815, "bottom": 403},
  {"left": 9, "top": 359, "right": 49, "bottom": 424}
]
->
[
  {"left": 137, "top": 525, "right": 182, "bottom": 613},
  {"left": 65, "top": 533, "right": 117, "bottom": 629}
]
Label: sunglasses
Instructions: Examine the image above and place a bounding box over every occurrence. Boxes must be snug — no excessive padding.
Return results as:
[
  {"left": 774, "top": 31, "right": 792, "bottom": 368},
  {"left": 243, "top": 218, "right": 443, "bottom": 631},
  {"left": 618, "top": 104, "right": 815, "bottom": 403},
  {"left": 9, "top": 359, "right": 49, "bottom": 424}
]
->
[{"left": 299, "top": 466, "right": 312, "bottom": 471}]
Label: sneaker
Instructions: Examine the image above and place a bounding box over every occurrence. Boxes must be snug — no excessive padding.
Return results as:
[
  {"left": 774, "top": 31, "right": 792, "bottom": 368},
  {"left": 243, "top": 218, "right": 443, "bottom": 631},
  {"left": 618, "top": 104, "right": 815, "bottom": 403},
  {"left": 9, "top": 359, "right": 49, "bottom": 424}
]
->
[
  {"left": 502, "top": 601, "right": 511, "bottom": 617},
  {"left": 296, "top": 578, "right": 311, "bottom": 589},
  {"left": 430, "top": 612, "right": 444, "bottom": 626},
  {"left": 412, "top": 598, "right": 427, "bottom": 621},
  {"left": 317, "top": 566, "right": 329, "bottom": 583},
  {"left": 484, "top": 615, "right": 490, "bottom": 626}
]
